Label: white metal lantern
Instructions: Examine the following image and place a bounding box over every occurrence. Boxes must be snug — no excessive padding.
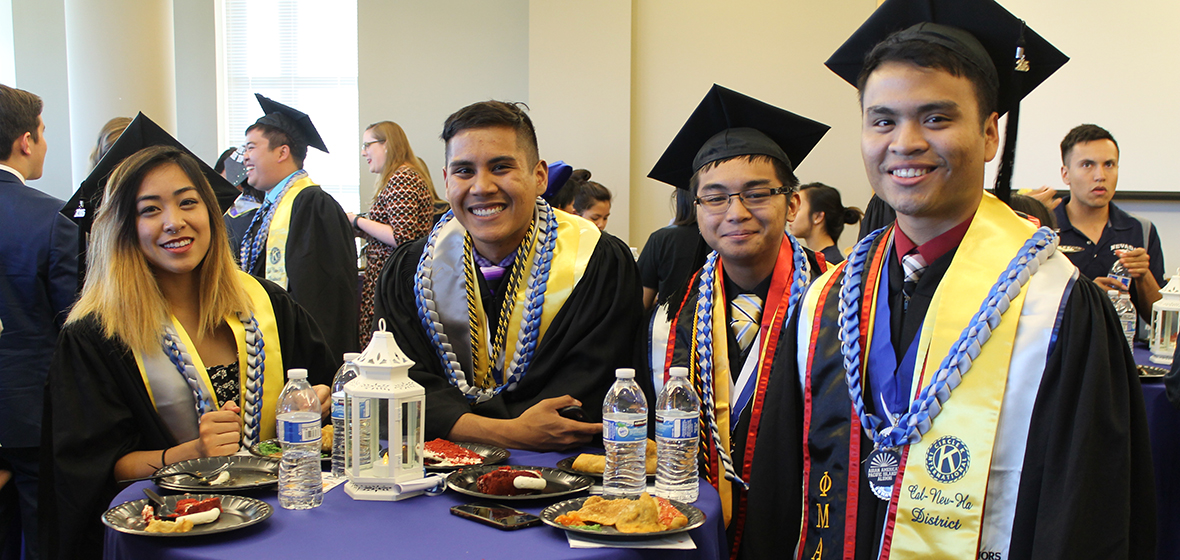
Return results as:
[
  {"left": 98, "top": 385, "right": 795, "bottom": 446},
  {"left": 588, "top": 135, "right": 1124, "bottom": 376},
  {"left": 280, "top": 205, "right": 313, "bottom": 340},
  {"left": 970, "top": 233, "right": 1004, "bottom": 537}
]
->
[
  {"left": 343, "top": 320, "right": 440, "bottom": 500},
  {"left": 1150, "top": 270, "right": 1180, "bottom": 365}
]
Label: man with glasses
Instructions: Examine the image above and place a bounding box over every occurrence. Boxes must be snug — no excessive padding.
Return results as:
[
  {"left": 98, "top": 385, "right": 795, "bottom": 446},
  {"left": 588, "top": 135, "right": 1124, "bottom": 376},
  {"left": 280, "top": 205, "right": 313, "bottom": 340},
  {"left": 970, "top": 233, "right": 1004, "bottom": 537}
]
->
[{"left": 645, "top": 84, "right": 828, "bottom": 557}]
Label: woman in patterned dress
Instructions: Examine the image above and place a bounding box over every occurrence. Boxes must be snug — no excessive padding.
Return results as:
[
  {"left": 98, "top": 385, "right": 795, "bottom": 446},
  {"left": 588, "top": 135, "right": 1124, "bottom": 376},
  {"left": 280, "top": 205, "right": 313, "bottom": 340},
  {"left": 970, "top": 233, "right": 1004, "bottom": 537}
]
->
[{"left": 347, "top": 121, "right": 434, "bottom": 347}]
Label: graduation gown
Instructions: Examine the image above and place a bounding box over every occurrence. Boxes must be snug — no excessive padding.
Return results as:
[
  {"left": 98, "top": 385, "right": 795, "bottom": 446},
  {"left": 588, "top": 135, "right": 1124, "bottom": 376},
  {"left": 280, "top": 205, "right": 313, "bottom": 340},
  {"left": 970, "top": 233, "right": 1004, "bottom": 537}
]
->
[
  {"left": 743, "top": 203, "right": 1156, "bottom": 559},
  {"left": 227, "top": 185, "right": 358, "bottom": 361},
  {"left": 372, "top": 229, "right": 644, "bottom": 438},
  {"left": 39, "top": 278, "right": 337, "bottom": 560},
  {"left": 649, "top": 240, "right": 821, "bottom": 558}
]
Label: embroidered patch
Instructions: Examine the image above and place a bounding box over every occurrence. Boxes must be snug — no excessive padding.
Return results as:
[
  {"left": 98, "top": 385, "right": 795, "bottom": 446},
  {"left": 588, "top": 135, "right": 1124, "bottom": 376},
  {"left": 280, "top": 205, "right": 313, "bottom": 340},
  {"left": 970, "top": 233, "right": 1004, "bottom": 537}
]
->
[
  {"left": 269, "top": 247, "right": 282, "bottom": 264},
  {"left": 1057, "top": 245, "right": 1084, "bottom": 253},
  {"left": 925, "top": 435, "right": 970, "bottom": 484},
  {"left": 1109, "top": 243, "right": 1135, "bottom": 254}
]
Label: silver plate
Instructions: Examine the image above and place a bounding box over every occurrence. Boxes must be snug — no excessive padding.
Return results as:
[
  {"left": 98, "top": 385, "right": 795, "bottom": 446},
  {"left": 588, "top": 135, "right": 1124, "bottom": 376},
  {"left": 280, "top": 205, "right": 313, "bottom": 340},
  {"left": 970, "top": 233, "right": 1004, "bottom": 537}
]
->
[
  {"left": 155, "top": 456, "right": 279, "bottom": 492},
  {"left": 424, "top": 441, "right": 510, "bottom": 471},
  {"left": 102, "top": 494, "right": 272, "bottom": 537},
  {"left": 447, "top": 465, "right": 592, "bottom": 501},
  {"left": 540, "top": 495, "right": 706, "bottom": 539},
  {"left": 248, "top": 438, "right": 331, "bottom": 467},
  {"left": 555, "top": 455, "right": 656, "bottom": 480}
]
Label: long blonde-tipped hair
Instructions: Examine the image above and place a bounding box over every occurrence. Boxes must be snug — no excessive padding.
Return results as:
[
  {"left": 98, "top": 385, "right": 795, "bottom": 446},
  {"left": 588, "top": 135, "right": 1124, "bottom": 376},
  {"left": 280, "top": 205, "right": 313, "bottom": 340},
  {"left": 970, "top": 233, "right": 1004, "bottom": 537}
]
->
[
  {"left": 68, "top": 145, "right": 252, "bottom": 352},
  {"left": 365, "top": 121, "right": 430, "bottom": 205}
]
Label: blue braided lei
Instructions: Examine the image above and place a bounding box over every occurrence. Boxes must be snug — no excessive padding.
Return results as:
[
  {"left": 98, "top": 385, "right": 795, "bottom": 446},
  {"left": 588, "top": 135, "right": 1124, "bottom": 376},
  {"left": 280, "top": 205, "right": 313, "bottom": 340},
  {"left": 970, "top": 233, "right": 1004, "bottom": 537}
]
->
[
  {"left": 414, "top": 199, "right": 558, "bottom": 403},
  {"left": 838, "top": 226, "right": 1058, "bottom": 450},
  {"left": 161, "top": 313, "right": 266, "bottom": 446},
  {"left": 694, "top": 232, "right": 810, "bottom": 489}
]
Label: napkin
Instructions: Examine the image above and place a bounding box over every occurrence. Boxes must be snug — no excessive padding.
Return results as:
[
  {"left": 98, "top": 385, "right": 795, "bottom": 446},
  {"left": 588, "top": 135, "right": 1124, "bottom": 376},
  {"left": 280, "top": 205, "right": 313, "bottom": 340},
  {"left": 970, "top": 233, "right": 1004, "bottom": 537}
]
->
[{"left": 566, "top": 531, "right": 696, "bottom": 550}]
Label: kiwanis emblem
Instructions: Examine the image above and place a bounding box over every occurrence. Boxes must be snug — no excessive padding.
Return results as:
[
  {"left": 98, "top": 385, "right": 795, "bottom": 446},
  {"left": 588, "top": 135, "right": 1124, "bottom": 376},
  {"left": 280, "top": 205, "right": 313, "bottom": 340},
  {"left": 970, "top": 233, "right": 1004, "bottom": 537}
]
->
[
  {"left": 925, "top": 435, "right": 970, "bottom": 484},
  {"left": 269, "top": 247, "right": 282, "bottom": 265}
]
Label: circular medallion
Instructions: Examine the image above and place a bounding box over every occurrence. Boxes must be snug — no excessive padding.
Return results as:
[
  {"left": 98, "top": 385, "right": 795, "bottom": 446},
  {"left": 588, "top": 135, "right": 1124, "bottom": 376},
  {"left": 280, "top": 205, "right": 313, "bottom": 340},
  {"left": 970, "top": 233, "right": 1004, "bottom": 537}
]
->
[
  {"left": 924, "top": 435, "right": 971, "bottom": 484},
  {"left": 865, "top": 448, "right": 900, "bottom": 500},
  {"left": 268, "top": 246, "right": 281, "bottom": 264}
]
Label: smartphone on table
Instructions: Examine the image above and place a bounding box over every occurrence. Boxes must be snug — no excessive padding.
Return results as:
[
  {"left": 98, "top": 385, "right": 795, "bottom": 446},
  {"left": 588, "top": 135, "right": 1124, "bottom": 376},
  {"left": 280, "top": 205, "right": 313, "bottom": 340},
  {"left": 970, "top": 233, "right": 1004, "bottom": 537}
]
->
[{"left": 450, "top": 503, "right": 542, "bottom": 530}]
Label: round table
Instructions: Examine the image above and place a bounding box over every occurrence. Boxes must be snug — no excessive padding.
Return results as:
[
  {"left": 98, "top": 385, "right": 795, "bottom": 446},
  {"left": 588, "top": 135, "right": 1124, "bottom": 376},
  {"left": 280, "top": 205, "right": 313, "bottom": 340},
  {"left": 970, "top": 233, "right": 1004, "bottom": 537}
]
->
[
  {"left": 1132, "top": 344, "right": 1179, "bottom": 560},
  {"left": 104, "top": 449, "right": 727, "bottom": 560}
]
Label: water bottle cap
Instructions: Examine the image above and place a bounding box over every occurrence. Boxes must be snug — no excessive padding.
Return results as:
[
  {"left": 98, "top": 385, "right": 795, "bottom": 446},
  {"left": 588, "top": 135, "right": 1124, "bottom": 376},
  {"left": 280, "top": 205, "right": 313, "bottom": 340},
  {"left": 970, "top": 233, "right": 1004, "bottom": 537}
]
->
[
  {"left": 287, "top": 368, "right": 308, "bottom": 380},
  {"left": 343, "top": 352, "right": 361, "bottom": 363},
  {"left": 669, "top": 366, "right": 689, "bottom": 378},
  {"left": 615, "top": 368, "right": 635, "bottom": 379}
]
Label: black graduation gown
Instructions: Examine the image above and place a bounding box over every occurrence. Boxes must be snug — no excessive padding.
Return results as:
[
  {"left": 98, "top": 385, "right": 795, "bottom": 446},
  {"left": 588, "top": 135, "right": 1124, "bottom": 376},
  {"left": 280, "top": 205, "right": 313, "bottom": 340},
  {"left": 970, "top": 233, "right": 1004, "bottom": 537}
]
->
[
  {"left": 742, "top": 251, "right": 1156, "bottom": 559},
  {"left": 655, "top": 248, "right": 821, "bottom": 557},
  {"left": 228, "top": 186, "right": 359, "bottom": 361},
  {"left": 371, "top": 232, "right": 644, "bottom": 439},
  {"left": 38, "top": 279, "right": 338, "bottom": 560}
]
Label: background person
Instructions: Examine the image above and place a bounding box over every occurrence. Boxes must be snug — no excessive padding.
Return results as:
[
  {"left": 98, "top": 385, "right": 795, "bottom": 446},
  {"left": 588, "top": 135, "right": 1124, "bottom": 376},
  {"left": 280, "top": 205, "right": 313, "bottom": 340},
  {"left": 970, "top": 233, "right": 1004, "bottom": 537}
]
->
[
  {"left": 346, "top": 121, "right": 434, "bottom": 347},
  {"left": 571, "top": 177, "right": 611, "bottom": 231},
  {"left": 637, "top": 188, "right": 708, "bottom": 310},
  {"left": 41, "top": 145, "right": 334, "bottom": 559},
  {"left": 88, "top": 116, "right": 131, "bottom": 169},
  {"left": 789, "top": 182, "right": 862, "bottom": 265},
  {"left": 0, "top": 83, "right": 76, "bottom": 560}
]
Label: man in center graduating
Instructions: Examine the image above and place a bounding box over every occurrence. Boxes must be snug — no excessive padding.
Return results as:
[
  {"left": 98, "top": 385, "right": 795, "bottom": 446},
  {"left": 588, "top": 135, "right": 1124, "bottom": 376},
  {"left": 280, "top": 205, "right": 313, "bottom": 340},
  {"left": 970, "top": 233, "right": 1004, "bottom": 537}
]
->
[
  {"left": 645, "top": 84, "right": 828, "bottom": 558},
  {"left": 373, "top": 100, "right": 643, "bottom": 450},
  {"left": 744, "top": 0, "right": 1155, "bottom": 558}
]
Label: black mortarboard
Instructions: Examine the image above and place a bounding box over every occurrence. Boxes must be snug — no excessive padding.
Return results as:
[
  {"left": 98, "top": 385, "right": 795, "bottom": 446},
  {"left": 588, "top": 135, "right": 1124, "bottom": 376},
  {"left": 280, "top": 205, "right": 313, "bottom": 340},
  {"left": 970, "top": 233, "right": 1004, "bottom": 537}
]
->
[
  {"left": 61, "top": 112, "right": 240, "bottom": 236},
  {"left": 252, "top": 93, "right": 329, "bottom": 153},
  {"left": 647, "top": 84, "right": 830, "bottom": 190},
  {"left": 825, "top": 0, "right": 1068, "bottom": 201}
]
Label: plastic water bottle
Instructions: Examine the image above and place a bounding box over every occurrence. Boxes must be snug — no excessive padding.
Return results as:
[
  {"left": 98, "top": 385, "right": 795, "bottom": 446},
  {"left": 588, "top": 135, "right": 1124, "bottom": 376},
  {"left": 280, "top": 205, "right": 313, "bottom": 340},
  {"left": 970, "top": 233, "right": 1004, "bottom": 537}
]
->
[
  {"left": 277, "top": 368, "right": 323, "bottom": 510},
  {"left": 1110, "top": 290, "right": 1137, "bottom": 347},
  {"left": 602, "top": 368, "right": 648, "bottom": 499},
  {"left": 331, "top": 353, "right": 361, "bottom": 478},
  {"left": 655, "top": 367, "right": 700, "bottom": 502},
  {"left": 1109, "top": 260, "right": 1132, "bottom": 291}
]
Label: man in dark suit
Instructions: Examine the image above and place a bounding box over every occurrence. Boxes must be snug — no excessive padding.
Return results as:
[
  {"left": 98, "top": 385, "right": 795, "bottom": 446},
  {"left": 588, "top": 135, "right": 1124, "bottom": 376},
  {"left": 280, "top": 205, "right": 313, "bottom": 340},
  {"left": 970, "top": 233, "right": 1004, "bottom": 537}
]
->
[{"left": 0, "top": 84, "right": 77, "bottom": 560}]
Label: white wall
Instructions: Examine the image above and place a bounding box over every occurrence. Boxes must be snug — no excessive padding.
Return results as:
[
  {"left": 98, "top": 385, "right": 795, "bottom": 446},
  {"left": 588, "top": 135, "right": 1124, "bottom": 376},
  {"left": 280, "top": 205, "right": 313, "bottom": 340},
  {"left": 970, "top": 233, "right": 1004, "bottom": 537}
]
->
[
  {"left": 356, "top": 0, "right": 529, "bottom": 207},
  {"left": 173, "top": 0, "right": 218, "bottom": 162},
  {"left": 11, "top": 0, "right": 72, "bottom": 201},
  {"left": 528, "top": 1, "right": 632, "bottom": 242}
]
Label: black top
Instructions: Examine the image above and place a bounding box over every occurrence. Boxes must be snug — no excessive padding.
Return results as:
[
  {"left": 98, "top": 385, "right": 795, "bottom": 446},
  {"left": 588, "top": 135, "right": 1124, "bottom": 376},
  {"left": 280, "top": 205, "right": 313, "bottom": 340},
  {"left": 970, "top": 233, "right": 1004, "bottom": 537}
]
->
[
  {"left": 820, "top": 244, "right": 845, "bottom": 266},
  {"left": 637, "top": 224, "right": 708, "bottom": 304}
]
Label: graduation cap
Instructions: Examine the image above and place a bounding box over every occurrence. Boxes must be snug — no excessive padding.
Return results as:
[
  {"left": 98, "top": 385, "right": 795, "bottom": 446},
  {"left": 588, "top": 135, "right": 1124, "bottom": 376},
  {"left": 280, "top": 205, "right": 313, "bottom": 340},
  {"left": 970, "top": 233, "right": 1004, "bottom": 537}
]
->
[
  {"left": 824, "top": 0, "right": 1069, "bottom": 202},
  {"left": 61, "top": 112, "right": 241, "bottom": 236},
  {"left": 543, "top": 160, "right": 573, "bottom": 200},
  {"left": 647, "top": 84, "right": 830, "bottom": 190},
  {"left": 253, "top": 93, "right": 329, "bottom": 153}
]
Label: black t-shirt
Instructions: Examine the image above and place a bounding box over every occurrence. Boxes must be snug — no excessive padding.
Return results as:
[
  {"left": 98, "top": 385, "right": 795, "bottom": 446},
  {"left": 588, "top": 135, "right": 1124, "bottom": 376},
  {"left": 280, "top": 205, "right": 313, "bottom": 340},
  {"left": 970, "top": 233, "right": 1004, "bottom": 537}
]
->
[{"left": 637, "top": 225, "right": 708, "bottom": 303}]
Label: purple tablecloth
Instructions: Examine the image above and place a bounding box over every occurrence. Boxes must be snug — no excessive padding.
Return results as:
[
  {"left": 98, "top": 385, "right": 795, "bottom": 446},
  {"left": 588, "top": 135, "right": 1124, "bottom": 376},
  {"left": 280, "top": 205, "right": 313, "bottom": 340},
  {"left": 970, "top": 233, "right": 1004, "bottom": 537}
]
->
[
  {"left": 1131, "top": 344, "right": 1178, "bottom": 560},
  {"left": 104, "top": 449, "right": 727, "bottom": 560}
]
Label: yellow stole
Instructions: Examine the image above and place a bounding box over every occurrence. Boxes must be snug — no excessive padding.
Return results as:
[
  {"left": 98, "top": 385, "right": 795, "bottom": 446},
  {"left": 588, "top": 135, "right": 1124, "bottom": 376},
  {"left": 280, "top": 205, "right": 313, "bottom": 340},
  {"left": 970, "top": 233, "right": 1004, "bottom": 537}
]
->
[
  {"left": 884, "top": 194, "right": 1036, "bottom": 557},
  {"left": 263, "top": 176, "right": 316, "bottom": 289},
  {"left": 469, "top": 209, "right": 599, "bottom": 386},
  {"left": 133, "top": 271, "right": 286, "bottom": 440}
]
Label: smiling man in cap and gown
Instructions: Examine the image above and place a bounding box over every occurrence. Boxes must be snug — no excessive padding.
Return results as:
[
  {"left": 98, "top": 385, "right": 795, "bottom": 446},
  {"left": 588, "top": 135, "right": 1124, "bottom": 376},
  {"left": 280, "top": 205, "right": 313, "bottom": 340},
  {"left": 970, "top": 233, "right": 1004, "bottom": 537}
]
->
[
  {"left": 744, "top": 0, "right": 1155, "bottom": 558},
  {"left": 229, "top": 94, "right": 358, "bottom": 366},
  {"left": 646, "top": 84, "right": 828, "bottom": 558},
  {"left": 372, "top": 100, "right": 643, "bottom": 450}
]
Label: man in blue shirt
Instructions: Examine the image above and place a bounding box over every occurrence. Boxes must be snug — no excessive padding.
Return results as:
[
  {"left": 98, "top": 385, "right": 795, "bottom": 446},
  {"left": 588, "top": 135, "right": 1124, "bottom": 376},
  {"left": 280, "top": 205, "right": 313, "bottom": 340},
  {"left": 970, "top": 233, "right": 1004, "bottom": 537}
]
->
[
  {"left": 0, "top": 83, "right": 77, "bottom": 560},
  {"left": 1053, "top": 124, "right": 1165, "bottom": 321}
]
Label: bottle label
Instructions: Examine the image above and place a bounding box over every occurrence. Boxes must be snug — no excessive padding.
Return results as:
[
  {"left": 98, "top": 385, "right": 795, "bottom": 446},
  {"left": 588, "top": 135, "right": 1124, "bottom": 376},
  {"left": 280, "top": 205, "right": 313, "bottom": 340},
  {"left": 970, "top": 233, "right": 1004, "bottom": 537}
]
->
[
  {"left": 656, "top": 415, "right": 699, "bottom": 440},
  {"left": 603, "top": 416, "right": 647, "bottom": 443},
  {"left": 280, "top": 418, "right": 322, "bottom": 444},
  {"left": 331, "top": 394, "right": 345, "bottom": 420},
  {"left": 1109, "top": 273, "right": 1131, "bottom": 290}
]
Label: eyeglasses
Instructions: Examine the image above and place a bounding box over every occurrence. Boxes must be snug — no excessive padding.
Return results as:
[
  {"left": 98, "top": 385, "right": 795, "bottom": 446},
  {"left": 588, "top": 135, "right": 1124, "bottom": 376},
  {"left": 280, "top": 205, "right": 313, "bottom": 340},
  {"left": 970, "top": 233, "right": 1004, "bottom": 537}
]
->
[
  {"left": 695, "top": 186, "right": 791, "bottom": 213},
  {"left": 361, "top": 140, "right": 385, "bottom": 150}
]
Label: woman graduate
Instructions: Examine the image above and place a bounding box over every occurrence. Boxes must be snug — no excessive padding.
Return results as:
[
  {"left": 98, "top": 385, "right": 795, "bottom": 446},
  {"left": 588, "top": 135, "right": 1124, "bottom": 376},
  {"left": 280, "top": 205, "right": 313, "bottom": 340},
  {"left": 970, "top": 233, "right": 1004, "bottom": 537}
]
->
[{"left": 40, "top": 145, "right": 336, "bottom": 559}]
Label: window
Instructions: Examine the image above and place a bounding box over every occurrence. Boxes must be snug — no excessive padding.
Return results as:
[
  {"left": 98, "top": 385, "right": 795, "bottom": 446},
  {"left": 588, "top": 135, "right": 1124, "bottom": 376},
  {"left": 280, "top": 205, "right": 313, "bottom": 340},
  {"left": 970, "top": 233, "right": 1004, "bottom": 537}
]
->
[{"left": 220, "top": 0, "right": 358, "bottom": 212}]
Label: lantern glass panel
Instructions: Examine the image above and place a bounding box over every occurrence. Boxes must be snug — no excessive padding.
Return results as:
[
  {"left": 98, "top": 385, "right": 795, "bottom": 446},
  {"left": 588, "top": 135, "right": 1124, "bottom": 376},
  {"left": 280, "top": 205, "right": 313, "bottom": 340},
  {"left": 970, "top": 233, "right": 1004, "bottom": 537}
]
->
[{"left": 401, "top": 401, "right": 420, "bottom": 469}]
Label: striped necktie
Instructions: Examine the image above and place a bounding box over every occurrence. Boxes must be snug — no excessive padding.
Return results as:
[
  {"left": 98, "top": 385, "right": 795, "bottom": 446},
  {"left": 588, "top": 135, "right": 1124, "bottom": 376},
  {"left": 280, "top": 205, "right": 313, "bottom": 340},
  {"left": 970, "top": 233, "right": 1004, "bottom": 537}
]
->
[
  {"left": 730, "top": 294, "right": 763, "bottom": 353},
  {"left": 901, "top": 250, "right": 927, "bottom": 310}
]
